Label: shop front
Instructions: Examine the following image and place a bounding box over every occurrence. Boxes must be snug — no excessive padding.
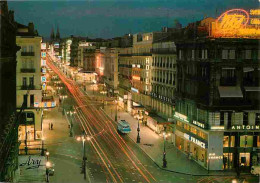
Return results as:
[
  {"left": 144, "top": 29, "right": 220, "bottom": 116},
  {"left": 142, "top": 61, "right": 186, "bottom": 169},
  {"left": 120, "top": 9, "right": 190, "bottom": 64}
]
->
[{"left": 146, "top": 114, "right": 171, "bottom": 134}]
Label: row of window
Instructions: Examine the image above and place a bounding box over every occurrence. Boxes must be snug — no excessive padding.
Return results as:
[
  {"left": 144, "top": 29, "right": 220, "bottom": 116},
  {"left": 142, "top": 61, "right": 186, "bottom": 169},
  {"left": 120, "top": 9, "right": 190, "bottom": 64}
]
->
[
  {"left": 21, "top": 60, "right": 34, "bottom": 69},
  {"left": 21, "top": 45, "right": 34, "bottom": 52},
  {"left": 178, "top": 49, "right": 260, "bottom": 60},
  {"left": 152, "top": 56, "right": 176, "bottom": 68},
  {"left": 22, "top": 77, "right": 34, "bottom": 86},
  {"left": 223, "top": 135, "right": 260, "bottom": 148}
]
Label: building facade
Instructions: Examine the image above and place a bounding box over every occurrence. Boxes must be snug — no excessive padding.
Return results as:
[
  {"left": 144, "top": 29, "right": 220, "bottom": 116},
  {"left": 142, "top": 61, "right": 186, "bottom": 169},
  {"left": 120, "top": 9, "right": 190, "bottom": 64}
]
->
[
  {"left": 16, "top": 23, "right": 43, "bottom": 153},
  {"left": 174, "top": 37, "right": 260, "bottom": 171},
  {"left": 0, "top": 1, "right": 20, "bottom": 181}
]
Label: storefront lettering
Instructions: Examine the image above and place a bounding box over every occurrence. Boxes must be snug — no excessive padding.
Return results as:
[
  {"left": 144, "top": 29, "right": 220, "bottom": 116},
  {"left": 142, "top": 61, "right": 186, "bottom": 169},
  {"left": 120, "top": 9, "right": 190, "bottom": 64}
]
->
[
  {"left": 192, "top": 120, "right": 205, "bottom": 129},
  {"left": 19, "top": 156, "right": 42, "bottom": 170},
  {"left": 184, "top": 133, "right": 206, "bottom": 149},
  {"left": 231, "top": 125, "right": 260, "bottom": 130},
  {"left": 209, "top": 153, "right": 223, "bottom": 160},
  {"left": 174, "top": 112, "right": 189, "bottom": 122}
]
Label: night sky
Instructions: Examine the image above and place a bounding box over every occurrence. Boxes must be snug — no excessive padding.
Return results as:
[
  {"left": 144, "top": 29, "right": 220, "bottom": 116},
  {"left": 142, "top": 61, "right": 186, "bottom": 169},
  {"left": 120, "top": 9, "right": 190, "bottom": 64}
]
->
[{"left": 8, "top": 0, "right": 258, "bottom": 39}]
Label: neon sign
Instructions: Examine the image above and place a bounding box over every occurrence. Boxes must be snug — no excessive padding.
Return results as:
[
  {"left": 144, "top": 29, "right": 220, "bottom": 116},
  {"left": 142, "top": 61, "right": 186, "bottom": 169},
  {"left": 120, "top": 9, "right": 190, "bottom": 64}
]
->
[{"left": 211, "top": 9, "right": 260, "bottom": 39}]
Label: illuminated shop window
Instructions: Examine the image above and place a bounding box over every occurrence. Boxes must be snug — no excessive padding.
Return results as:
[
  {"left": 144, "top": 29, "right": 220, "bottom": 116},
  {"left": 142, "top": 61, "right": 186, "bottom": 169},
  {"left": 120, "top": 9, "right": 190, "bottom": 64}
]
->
[
  {"left": 257, "top": 136, "right": 260, "bottom": 147},
  {"left": 240, "top": 135, "right": 253, "bottom": 147}
]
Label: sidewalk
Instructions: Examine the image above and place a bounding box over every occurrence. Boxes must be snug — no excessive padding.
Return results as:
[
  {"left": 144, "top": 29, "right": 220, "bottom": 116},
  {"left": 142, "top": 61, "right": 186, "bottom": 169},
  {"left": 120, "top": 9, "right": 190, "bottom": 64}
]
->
[
  {"left": 42, "top": 95, "right": 92, "bottom": 183},
  {"left": 83, "top": 83, "right": 243, "bottom": 177}
]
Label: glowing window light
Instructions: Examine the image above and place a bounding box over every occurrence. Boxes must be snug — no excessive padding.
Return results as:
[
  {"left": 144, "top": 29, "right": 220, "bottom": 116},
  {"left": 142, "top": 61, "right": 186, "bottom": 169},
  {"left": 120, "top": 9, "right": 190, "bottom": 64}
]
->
[{"left": 132, "top": 76, "right": 140, "bottom": 80}]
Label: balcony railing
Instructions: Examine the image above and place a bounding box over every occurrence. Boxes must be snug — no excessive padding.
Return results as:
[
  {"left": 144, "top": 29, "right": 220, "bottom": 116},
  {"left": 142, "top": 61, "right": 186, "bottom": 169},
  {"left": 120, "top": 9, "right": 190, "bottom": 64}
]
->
[
  {"left": 20, "top": 68, "right": 35, "bottom": 73},
  {"left": 21, "top": 85, "right": 35, "bottom": 90},
  {"left": 21, "top": 52, "right": 35, "bottom": 56},
  {"left": 151, "top": 48, "right": 176, "bottom": 54}
]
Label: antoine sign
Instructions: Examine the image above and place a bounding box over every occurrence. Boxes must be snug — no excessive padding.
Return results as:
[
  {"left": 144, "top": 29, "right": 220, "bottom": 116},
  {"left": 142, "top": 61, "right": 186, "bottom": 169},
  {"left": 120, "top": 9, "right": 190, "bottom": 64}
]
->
[{"left": 231, "top": 125, "right": 260, "bottom": 130}]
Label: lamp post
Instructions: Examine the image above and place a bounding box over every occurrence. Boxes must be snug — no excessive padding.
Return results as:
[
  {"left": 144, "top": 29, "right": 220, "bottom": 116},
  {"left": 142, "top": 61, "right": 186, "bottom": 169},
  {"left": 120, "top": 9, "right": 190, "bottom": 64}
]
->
[
  {"left": 115, "top": 100, "right": 118, "bottom": 122},
  {"left": 162, "top": 132, "right": 167, "bottom": 168},
  {"left": 41, "top": 137, "right": 45, "bottom": 156},
  {"left": 136, "top": 112, "right": 141, "bottom": 143},
  {"left": 46, "top": 161, "right": 51, "bottom": 183},
  {"left": 46, "top": 151, "right": 49, "bottom": 161},
  {"left": 77, "top": 133, "right": 91, "bottom": 180}
]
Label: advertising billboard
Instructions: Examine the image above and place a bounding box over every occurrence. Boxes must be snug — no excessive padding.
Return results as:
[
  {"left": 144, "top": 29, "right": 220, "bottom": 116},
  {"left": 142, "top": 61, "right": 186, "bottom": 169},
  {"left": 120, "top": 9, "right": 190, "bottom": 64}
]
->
[
  {"left": 41, "top": 43, "right": 46, "bottom": 50},
  {"left": 54, "top": 43, "right": 59, "bottom": 48}
]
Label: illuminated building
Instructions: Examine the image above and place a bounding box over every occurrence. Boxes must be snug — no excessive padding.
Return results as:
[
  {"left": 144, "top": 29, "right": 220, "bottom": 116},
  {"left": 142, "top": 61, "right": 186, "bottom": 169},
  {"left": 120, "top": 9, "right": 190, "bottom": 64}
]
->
[
  {"left": 151, "top": 41, "right": 177, "bottom": 123},
  {"left": 16, "top": 22, "right": 43, "bottom": 152},
  {"left": 0, "top": 1, "right": 20, "bottom": 181},
  {"left": 118, "top": 47, "right": 133, "bottom": 111},
  {"left": 77, "top": 41, "right": 96, "bottom": 71},
  {"left": 174, "top": 14, "right": 260, "bottom": 171}
]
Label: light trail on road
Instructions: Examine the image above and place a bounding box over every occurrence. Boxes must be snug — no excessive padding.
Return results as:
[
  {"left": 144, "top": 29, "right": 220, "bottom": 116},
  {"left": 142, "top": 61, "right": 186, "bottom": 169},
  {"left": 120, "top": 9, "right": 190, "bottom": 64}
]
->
[{"left": 47, "top": 54, "right": 157, "bottom": 183}]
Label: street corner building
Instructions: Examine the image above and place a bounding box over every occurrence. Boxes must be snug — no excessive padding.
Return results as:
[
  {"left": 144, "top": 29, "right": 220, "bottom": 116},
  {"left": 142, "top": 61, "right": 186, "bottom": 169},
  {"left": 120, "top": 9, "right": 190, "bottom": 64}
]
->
[{"left": 173, "top": 12, "right": 260, "bottom": 171}]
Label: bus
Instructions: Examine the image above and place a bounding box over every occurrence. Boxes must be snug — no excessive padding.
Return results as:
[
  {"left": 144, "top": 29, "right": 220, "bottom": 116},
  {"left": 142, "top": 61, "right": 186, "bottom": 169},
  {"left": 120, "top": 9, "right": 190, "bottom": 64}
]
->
[{"left": 117, "top": 120, "right": 131, "bottom": 134}]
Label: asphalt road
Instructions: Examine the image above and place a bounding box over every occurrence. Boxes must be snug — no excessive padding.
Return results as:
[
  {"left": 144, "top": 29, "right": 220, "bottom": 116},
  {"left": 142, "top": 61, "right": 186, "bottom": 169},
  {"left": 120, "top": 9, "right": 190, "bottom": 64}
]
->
[{"left": 46, "top": 54, "right": 258, "bottom": 183}]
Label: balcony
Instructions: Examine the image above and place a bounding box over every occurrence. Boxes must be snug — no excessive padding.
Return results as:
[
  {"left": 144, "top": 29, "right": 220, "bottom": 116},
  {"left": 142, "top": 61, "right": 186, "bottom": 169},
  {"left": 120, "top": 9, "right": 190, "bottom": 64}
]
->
[
  {"left": 21, "top": 52, "right": 35, "bottom": 56},
  {"left": 21, "top": 85, "right": 35, "bottom": 90},
  {"left": 151, "top": 48, "right": 176, "bottom": 54},
  {"left": 20, "top": 68, "right": 35, "bottom": 73}
]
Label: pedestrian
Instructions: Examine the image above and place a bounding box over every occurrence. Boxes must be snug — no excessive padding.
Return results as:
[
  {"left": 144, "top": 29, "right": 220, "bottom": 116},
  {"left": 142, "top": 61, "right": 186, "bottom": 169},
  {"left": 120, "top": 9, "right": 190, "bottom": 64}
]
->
[{"left": 51, "top": 123, "right": 53, "bottom": 130}]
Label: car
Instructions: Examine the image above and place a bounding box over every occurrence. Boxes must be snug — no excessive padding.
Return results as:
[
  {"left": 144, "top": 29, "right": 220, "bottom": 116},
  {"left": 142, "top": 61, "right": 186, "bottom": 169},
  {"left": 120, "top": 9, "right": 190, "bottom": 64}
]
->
[{"left": 117, "top": 120, "right": 131, "bottom": 134}]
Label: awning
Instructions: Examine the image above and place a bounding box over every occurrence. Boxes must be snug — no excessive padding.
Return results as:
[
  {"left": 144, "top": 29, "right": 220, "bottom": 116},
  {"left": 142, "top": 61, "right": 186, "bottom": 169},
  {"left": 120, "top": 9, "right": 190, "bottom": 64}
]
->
[
  {"left": 245, "top": 87, "right": 260, "bottom": 92},
  {"left": 243, "top": 67, "right": 254, "bottom": 72},
  {"left": 218, "top": 86, "right": 243, "bottom": 98}
]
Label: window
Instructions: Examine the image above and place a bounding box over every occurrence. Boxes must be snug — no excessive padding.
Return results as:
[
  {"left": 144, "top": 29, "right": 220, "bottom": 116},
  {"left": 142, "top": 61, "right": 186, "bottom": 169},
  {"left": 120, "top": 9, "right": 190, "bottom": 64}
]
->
[
  {"left": 257, "top": 136, "right": 260, "bottom": 147},
  {"left": 29, "top": 45, "right": 34, "bottom": 52},
  {"left": 255, "top": 113, "right": 260, "bottom": 125},
  {"left": 29, "top": 77, "right": 34, "bottom": 87},
  {"left": 223, "top": 136, "right": 229, "bottom": 147},
  {"left": 229, "top": 50, "right": 235, "bottom": 59},
  {"left": 23, "top": 95, "right": 28, "bottom": 107},
  {"left": 29, "top": 60, "right": 34, "bottom": 68},
  {"left": 179, "top": 50, "right": 182, "bottom": 60},
  {"left": 192, "top": 50, "right": 195, "bottom": 60},
  {"left": 243, "top": 112, "right": 248, "bottom": 126},
  {"left": 30, "top": 95, "right": 34, "bottom": 107},
  {"left": 240, "top": 135, "right": 253, "bottom": 147},
  {"left": 222, "top": 50, "right": 228, "bottom": 59},
  {"left": 245, "top": 50, "right": 252, "bottom": 59},
  {"left": 221, "top": 69, "right": 235, "bottom": 78},
  {"left": 220, "top": 112, "right": 224, "bottom": 125},
  {"left": 22, "top": 77, "right": 27, "bottom": 86},
  {"left": 22, "top": 46, "right": 27, "bottom": 52},
  {"left": 22, "top": 60, "right": 27, "bottom": 68}
]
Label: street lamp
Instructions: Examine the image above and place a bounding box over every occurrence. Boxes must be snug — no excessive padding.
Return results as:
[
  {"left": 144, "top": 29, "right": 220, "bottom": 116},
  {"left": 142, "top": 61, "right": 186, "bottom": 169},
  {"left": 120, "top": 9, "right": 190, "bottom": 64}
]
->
[
  {"left": 115, "top": 100, "right": 118, "bottom": 122},
  {"left": 136, "top": 112, "right": 141, "bottom": 143},
  {"left": 41, "top": 137, "right": 45, "bottom": 156},
  {"left": 46, "top": 161, "right": 51, "bottom": 183},
  {"left": 162, "top": 132, "right": 167, "bottom": 168},
  {"left": 76, "top": 133, "right": 91, "bottom": 180},
  {"left": 46, "top": 151, "right": 50, "bottom": 161}
]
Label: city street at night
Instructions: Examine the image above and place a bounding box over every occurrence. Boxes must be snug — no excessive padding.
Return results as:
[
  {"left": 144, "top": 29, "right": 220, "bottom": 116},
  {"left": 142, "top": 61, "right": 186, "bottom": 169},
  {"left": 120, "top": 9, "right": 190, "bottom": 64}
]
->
[{"left": 1, "top": 0, "right": 260, "bottom": 183}]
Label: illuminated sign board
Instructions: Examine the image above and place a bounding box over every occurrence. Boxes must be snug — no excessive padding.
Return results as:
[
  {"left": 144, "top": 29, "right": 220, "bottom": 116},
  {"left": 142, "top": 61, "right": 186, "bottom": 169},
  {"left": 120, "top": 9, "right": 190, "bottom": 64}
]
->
[
  {"left": 132, "top": 76, "right": 140, "bottom": 81},
  {"left": 192, "top": 120, "right": 205, "bottom": 129},
  {"left": 211, "top": 9, "right": 260, "bottom": 39},
  {"left": 131, "top": 87, "right": 138, "bottom": 93},
  {"left": 34, "top": 101, "right": 56, "bottom": 108},
  {"left": 174, "top": 112, "right": 189, "bottom": 122},
  {"left": 42, "top": 83, "right": 46, "bottom": 90},
  {"left": 42, "top": 68, "right": 46, "bottom": 73},
  {"left": 41, "top": 43, "right": 46, "bottom": 50},
  {"left": 231, "top": 125, "right": 259, "bottom": 130},
  {"left": 54, "top": 43, "right": 59, "bottom": 48},
  {"left": 41, "top": 59, "right": 46, "bottom": 66},
  {"left": 41, "top": 76, "right": 46, "bottom": 83},
  {"left": 184, "top": 133, "right": 206, "bottom": 149},
  {"left": 41, "top": 52, "right": 46, "bottom": 58}
]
